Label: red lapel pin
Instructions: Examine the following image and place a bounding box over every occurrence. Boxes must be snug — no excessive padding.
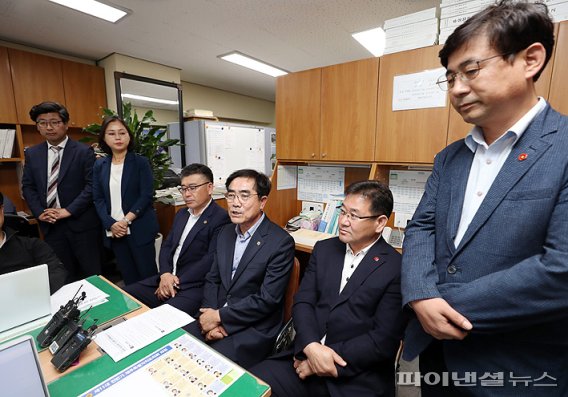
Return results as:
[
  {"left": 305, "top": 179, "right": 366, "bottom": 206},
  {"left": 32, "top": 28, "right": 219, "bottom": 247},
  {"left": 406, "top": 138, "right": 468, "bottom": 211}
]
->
[
  {"left": 373, "top": 256, "right": 380, "bottom": 262},
  {"left": 518, "top": 153, "right": 528, "bottom": 161}
]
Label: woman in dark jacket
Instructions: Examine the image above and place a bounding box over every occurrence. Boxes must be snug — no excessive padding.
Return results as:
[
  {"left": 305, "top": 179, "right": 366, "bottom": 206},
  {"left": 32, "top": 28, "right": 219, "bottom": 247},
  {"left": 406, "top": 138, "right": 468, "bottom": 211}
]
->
[{"left": 92, "top": 116, "right": 158, "bottom": 285}]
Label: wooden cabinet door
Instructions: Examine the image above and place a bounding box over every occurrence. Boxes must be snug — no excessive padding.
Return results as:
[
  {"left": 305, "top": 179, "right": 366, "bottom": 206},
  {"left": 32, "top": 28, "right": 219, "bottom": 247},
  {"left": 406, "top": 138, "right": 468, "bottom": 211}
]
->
[
  {"left": 0, "top": 47, "right": 18, "bottom": 123},
  {"left": 376, "top": 46, "right": 449, "bottom": 164},
  {"left": 321, "top": 58, "right": 378, "bottom": 162},
  {"left": 448, "top": 24, "right": 559, "bottom": 145},
  {"left": 549, "top": 21, "right": 568, "bottom": 115},
  {"left": 276, "top": 68, "right": 321, "bottom": 161},
  {"left": 8, "top": 48, "right": 65, "bottom": 125},
  {"left": 62, "top": 61, "right": 107, "bottom": 128}
]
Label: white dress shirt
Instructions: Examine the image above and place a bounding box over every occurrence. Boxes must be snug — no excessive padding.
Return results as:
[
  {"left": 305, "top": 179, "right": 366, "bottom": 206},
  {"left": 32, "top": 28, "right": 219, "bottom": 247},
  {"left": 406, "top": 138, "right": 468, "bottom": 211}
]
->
[
  {"left": 171, "top": 199, "right": 212, "bottom": 274},
  {"left": 454, "top": 98, "right": 546, "bottom": 247}
]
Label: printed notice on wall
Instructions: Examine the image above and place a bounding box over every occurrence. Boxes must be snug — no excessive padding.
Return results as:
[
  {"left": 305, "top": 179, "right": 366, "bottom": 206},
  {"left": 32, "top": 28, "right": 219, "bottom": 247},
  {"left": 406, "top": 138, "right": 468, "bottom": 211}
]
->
[
  {"left": 297, "top": 166, "right": 345, "bottom": 202},
  {"left": 392, "top": 67, "right": 447, "bottom": 111}
]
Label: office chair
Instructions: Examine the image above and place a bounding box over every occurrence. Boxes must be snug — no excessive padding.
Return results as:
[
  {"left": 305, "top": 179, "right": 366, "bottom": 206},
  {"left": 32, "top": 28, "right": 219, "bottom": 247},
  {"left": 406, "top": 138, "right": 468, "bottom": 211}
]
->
[
  {"left": 3, "top": 214, "right": 40, "bottom": 238},
  {"left": 272, "top": 257, "right": 301, "bottom": 354}
]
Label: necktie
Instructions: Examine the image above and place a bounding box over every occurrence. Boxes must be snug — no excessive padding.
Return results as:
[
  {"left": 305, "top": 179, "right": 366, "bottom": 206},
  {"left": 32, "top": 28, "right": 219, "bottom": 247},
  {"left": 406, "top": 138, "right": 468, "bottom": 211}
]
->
[{"left": 47, "top": 146, "right": 62, "bottom": 208}]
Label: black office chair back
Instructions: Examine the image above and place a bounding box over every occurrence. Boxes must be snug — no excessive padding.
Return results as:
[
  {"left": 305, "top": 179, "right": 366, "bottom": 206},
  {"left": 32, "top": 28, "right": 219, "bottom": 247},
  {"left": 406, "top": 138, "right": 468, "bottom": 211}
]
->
[{"left": 3, "top": 214, "right": 40, "bottom": 238}]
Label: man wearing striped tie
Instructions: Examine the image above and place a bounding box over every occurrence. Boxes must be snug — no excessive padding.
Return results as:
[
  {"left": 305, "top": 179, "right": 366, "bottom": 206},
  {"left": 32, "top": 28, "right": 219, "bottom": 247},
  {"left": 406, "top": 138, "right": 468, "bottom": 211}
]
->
[{"left": 22, "top": 102, "right": 101, "bottom": 282}]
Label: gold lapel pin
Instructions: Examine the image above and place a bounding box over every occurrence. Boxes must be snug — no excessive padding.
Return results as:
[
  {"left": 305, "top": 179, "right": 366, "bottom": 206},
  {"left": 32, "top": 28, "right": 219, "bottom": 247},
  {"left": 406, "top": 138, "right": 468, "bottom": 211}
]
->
[{"left": 203, "top": 220, "right": 208, "bottom": 224}]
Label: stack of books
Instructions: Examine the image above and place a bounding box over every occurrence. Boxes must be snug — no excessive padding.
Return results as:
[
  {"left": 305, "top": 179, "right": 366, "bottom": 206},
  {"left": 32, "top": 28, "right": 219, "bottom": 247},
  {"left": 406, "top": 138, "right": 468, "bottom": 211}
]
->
[
  {"left": 439, "top": 0, "right": 568, "bottom": 45},
  {"left": 439, "top": 0, "right": 494, "bottom": 44},
  {"left": 0, "top": 129, "right": 16, "bottom": 158},
  {"left": 384, "top": 7, "right": 439, "bottom": 54},
  {"left": 317, "top": 200, "right": 343, "bottom": 235},
  {"left": 547, "top": 0, "right": 568, "bottom": 22}
]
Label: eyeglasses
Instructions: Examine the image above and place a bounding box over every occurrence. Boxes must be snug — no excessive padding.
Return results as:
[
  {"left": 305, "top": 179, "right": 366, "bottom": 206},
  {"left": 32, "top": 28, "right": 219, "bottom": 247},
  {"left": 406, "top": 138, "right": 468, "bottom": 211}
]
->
[
  {"left": 436, "top": 53, "right": 510, "bottom": 91},
  {"left": 178, "top": 182, "right": 210, "bottom": 194},
  {"left": 224, "top": 192, "right": 261, "bottom": 202},
  {"left": 337, "top": 206, "right": 380, "bottom": 222},
  {"left": 36, "top": 120, "right": 64, "bottom": 128}
]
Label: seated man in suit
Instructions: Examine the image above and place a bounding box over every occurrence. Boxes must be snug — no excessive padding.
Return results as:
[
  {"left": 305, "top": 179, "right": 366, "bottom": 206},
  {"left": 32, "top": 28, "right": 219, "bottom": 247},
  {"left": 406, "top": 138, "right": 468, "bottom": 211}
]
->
[
  {"left": 0, "top": 191, "right": 66, "bottom": 293},
  {"left": 125, "top": 164, "right": 230, "bottom": 316},
  {"left": 187, "top": 169, "right": 295, "bottom": 369},
  {"left": 251, "top": 180, "right": 406, "bottom": 397},
  {"left": 22, "top": 101, "right": 101, "bottom": 282}
]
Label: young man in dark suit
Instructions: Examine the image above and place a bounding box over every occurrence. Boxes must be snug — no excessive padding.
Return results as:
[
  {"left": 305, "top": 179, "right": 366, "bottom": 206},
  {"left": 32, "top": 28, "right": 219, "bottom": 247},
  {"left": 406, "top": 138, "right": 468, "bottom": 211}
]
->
[
  {"left": 402, "top": 2, "right": 568, "bottom": 396},
  {"left": 22, "top": 101, "right": 101, "bottom": 281},
  {"left": 125, "top": 164, "right": 230, "bottom": 316},
  {"left": 251, "top": 180, "right": 405, "bottom": 397},
  {"left": 187, "top": 169, "right": 295, "bottom": 369}
]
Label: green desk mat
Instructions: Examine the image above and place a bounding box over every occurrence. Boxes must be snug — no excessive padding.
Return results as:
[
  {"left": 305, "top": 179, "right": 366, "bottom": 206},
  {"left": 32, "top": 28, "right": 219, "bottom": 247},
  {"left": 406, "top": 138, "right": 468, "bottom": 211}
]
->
[
  {"left": 48, "top": 328, "right": 269, "bottom": 397},
  {"left": 10, "top": 276, "right": 140, "bottom": 352}
]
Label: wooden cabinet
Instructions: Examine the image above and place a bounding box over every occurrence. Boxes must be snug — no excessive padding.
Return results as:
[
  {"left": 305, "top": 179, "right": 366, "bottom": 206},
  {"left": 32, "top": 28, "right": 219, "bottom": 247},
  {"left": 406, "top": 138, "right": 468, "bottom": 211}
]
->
[
  {"left": 62, "top": 60, "right": 107, "bottom": 127},
  {"left": 549, "top": 21, "right": 568, "bottom": 114},
  {"left": 0, "top": 46, "right": 107, "bottom": 211},
  {"left": 8, "top": 48, "right": 66, "bottom": 125},
  {"left": 0, "top": 47, "right": 18, "bottom": 123},
  {"left": 376, "top": 46, "right": 449, "bottom": 164},
  {"left": 276, "top": 68, "right": 321, "bottom": 160},
  {"left": 320, "top": 58, "right": 378, "bottom": 161},
  {"left": 7, "top": 48, "right": 107, "bottom": 127}
]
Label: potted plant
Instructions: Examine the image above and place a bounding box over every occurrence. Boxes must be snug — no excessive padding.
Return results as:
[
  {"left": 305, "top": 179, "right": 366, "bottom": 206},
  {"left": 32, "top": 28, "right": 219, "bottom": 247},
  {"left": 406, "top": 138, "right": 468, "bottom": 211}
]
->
[{"left": 83, "top": 102, "right": 180, "bottom": 194}]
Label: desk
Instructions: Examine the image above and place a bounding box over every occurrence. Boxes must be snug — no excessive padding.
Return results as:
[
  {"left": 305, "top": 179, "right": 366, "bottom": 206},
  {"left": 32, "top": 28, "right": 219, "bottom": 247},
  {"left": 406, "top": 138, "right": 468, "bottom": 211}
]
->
[
  {"left": 39, "top": 275, "right": 145, "bottom": 383},
  {"left": 41, "top": 277, "right": 270, "bottom": 397}
]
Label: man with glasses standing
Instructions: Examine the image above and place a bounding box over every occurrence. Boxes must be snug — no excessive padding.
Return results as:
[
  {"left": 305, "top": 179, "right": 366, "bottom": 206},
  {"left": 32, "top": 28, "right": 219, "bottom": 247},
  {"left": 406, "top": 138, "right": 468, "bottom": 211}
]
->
[
  {"left": 125, "top": 164, "right": 230, "bottom": 317},
  {"left": 22, "top": 101, "right": 101, "bottom": 282},
  {"left": 402, "top": 2, "right": 568, "bottom": 396},
  {"left": 187, "top": 169, "right": 295, "bottom": 369},
  {"left": 251, "top": 180, "right": 405, "bottom": 397}
]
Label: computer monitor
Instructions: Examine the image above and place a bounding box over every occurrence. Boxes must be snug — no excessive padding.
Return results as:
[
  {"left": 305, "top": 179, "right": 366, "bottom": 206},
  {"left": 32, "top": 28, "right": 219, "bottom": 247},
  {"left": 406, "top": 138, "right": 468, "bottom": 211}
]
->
[{"left": 0, "top": 335, "right": 50, "bottom": 397}]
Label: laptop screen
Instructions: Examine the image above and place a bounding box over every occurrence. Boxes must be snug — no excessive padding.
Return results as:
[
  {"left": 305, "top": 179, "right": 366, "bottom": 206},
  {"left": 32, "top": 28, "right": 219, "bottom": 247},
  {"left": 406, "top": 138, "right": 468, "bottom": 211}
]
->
[
  {"left": 0, "top": 264, "right": 51, "bottom": 334},
  {"left": 0, "top": 335, "right": 50, "bottom": 397}
]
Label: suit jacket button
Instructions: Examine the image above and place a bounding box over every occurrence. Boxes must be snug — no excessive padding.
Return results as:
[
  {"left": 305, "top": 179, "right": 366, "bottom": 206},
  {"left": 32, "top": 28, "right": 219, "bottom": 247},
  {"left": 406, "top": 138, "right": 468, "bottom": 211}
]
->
[
  {"left": 227, "top": 294, "right": 231, "bottom": 301},
  {"left": 447, "top": 265, "right": 457, "bottom": 274}
]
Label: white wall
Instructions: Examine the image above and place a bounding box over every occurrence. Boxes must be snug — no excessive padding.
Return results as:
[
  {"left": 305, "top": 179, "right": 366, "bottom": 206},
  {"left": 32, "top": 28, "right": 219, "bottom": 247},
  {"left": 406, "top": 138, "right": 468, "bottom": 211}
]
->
[{"left": 182, "top": 82, "right": 275, "bottom": 126}]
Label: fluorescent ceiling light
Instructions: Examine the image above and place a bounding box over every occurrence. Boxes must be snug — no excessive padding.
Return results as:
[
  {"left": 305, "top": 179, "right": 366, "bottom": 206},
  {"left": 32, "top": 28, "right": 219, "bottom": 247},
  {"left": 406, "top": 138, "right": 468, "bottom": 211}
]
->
[
  {"left": 122, "top": 94, "right": 178, "bottom": 106},
  {"left": 352, "top": 27, "right": 386, "bottom": 57},
  {"left": 219, "top": 52, "right": 288, "bottom": 77},
  {"left": 48, "top": 0, "right": 128, "bottom": 23}
]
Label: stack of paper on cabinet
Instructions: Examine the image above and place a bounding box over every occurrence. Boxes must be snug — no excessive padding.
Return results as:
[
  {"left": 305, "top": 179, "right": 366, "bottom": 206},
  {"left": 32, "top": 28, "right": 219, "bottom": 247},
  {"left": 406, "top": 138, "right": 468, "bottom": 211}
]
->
[{"left": 290, "top": 229, "right": 335, "bottom": 248}]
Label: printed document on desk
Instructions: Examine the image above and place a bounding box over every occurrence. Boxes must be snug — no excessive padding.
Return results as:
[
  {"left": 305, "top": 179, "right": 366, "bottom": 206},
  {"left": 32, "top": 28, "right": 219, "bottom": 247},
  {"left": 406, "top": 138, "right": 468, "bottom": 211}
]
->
[
  {"left": 50, "top": 279, "right": 109, "bottom": 313},
  {"left": 95, "top": 304, "right": 194, "bottom": 362},
  {"left": 79, "top": 333, "right": 246, "bottom": 397}
]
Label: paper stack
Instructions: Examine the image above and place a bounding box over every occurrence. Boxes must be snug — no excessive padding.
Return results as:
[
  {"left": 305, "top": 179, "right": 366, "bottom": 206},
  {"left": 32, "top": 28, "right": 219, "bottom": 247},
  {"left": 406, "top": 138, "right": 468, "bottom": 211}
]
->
[
  {"left": 439, "top": 0, "right": 494, "bottom": 44},
  {"left": 0, "top": 129, "right": 16, "bottom": 158},
  {"left": 290, "top": 229, "right": 335, "bottom": 248},
  {"left": 384, "top": 7, "right": 439, "bottom": 54},
  {"left": 184, "top": 108, "right": 216, "bottom": 119},
  {"left": 439, "top": 0, "right": 568, "bottom": 45}
]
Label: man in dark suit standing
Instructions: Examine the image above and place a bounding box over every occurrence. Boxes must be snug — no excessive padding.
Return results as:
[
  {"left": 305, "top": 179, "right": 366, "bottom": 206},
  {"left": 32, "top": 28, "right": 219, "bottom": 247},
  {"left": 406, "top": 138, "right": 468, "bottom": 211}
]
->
[
  {"left": 125, "top": 164, "right": 230, "bottom": 316},
  {"left": 187, "top": 169, "right": 295, "bottom": 369},
  {"left": 22, "top": 102, "right": 101, "bottom": 281},
  {"left": 402, "top": 2, "right": 568, "bottom": 396},
  {"left": 251, "top": 180, "right": 405, "bottom": 397}
]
